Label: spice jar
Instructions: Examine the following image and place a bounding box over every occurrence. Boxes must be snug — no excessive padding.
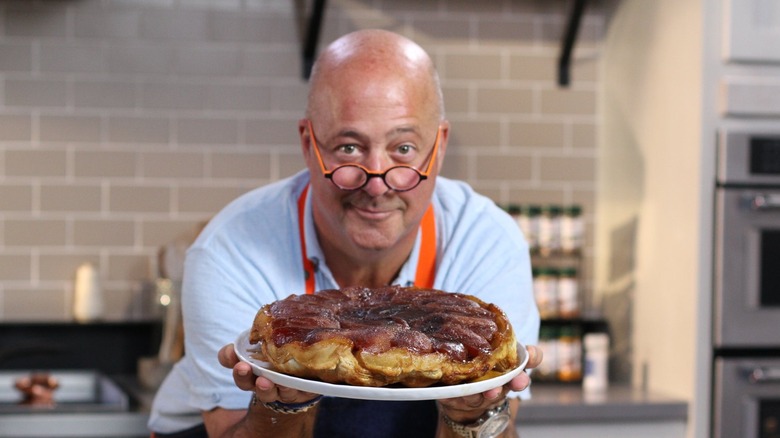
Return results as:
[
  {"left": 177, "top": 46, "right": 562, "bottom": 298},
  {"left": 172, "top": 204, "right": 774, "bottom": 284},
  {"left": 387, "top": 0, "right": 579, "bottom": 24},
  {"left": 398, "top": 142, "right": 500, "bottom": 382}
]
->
[
  {"left": 557, "top": 267, "right": 579, "bottom": 319},
  {"left": 538, "top": 205, "right": 562, "bottom": 256},
  {"left": 561, "top": 205, "right": 584, "bottom": 255},
  {"left": 536, "top": 326, "right": 559, "bottom": 382},
  {"left": 533, "top": 267, "right": 558, "bottom": 319},
  {"left": 518, "top": 204, "right": 541, "bottom": 254},
  {"left": 557, "top": 325, "right": 583, "bottom": 382}
]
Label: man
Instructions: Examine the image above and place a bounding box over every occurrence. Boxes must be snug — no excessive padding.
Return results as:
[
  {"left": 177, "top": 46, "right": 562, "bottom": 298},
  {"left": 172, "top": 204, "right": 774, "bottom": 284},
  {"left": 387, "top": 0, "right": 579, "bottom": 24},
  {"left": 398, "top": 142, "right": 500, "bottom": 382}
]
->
[{"left": 149, "top": 29, "right": 540, "bottom": 438}]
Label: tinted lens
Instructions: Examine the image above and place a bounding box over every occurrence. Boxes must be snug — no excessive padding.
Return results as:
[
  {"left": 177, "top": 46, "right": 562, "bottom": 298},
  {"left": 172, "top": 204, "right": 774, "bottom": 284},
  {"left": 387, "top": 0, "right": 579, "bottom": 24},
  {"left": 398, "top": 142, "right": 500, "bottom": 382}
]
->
[
  {"left": 331, "top": 165, "right": 367, "bottom": 190},
  {"left": 385, "top": 167, "right": 422, "bottom": 191}
]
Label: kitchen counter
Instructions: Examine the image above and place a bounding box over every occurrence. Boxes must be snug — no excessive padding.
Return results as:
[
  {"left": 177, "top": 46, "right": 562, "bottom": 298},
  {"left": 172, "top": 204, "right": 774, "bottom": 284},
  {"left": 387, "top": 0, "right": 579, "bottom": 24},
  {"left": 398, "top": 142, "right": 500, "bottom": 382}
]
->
[
  {"left": 519, "top": 384, "right": 688, "bottom": 422},
  {"left": 0, "top": 378, "right": 688, "bottom": 437},
  {"left": 517, "top": 384, "right": 689, "bottom": 438}
]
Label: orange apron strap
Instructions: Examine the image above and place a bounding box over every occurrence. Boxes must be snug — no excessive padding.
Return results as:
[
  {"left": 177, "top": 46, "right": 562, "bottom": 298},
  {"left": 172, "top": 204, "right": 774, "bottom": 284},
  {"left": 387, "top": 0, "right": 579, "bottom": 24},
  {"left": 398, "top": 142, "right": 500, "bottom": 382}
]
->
[
  {"left": 414, "top": 203, "right": 436, "bottom": 289},
  {"left": 297, "top": 185, "right": 316, "bottom": 295}
]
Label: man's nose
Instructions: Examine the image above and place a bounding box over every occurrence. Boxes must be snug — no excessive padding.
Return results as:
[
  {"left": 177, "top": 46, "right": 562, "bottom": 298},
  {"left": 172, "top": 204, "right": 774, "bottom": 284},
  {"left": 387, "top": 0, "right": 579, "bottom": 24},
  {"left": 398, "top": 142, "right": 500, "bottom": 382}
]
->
[
  {"left": 362, "top": 173, "right": 391, "bottom": 196},
  {"left": 361, "top": 153, "right": 392, "bottom": 196}
]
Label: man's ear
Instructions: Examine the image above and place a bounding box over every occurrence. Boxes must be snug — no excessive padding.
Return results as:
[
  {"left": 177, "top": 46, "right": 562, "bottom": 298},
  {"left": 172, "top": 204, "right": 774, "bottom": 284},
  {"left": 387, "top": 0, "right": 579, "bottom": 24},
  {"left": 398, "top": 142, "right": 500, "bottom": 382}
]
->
[
  {"left": 435, "top": 120, "right": 450, "bottom": 173},
  {"left": 299, "top": 119, "right": 313, "bottom": 160}
]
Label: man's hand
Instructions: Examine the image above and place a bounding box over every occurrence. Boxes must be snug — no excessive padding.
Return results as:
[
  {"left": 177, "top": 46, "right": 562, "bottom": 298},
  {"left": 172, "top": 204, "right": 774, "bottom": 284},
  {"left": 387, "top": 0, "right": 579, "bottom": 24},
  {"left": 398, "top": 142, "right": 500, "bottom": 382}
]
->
[
  {"left": 217, "top": 343, "right": 321, "bottom": 405},
  {"left": 201, "top": 344, "right": 321, "bottom": 438},
  {"left": 437, "top": 344, "right": 542, "bottom": 424}
]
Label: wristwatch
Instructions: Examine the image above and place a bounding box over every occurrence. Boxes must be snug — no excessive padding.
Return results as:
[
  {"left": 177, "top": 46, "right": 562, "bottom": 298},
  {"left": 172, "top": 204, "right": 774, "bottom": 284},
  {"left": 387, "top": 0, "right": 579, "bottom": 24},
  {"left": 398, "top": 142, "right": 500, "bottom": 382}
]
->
[{"left": 441, "top": 399, "right": 511, "bottom": 438}]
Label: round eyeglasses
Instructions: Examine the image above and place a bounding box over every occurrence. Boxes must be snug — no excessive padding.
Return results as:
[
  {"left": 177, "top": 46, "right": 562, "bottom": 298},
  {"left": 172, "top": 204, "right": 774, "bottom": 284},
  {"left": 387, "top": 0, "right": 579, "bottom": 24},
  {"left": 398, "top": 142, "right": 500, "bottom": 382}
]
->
[{"left": 307, "top": 120, "right": 442, "bottom": 192}]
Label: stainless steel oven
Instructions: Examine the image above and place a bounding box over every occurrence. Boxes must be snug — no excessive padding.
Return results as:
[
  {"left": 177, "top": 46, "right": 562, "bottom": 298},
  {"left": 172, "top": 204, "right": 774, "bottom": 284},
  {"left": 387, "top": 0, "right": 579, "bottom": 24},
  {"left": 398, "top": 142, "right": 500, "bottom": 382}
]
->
[
  {"left": 714, "top": 358, "right": 780, "bottom": 438},
  {"left": 713, "top": 130, "right": 780, "bottom": 438}
]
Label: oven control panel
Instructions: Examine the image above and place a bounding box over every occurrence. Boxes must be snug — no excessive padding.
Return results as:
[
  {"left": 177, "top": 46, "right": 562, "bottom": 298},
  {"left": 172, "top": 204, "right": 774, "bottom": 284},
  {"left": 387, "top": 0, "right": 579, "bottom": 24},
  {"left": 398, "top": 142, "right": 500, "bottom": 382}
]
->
[{"left": 719, "top": 131, "right": 780, "bottom": 186}]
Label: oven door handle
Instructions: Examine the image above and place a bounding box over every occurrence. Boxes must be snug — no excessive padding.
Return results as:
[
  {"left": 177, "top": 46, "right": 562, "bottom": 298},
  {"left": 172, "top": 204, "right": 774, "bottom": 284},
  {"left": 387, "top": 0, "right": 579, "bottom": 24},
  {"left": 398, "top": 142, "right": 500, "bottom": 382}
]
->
[
  {"left": 748, "top": 193, "right": 780, "bottom": 211},
  {"left": 744, "top": 366, "right": 780, "bottom": 383}
]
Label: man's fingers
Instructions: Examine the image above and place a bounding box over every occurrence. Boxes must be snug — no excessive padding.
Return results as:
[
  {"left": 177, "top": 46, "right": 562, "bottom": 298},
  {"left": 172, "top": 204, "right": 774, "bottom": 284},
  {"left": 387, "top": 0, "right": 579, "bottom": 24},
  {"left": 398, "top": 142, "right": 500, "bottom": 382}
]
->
[
  {"left": 525, "top": 345, "right": 543, "bottom": 369},
  {"left": 219, "top": 343, "right": 257, "bottom": 391},
  {"left": 232, "top": 361, "right": 257, "bottom": 391},
  {"left": 218, "top": 343, "right": 239, "bottom": 368},
  {"left": 481, "top": 386, "right": 503, "bottom": 401},
  {"left": 509, "top": 371, "right": 531, "bottom": 392}
]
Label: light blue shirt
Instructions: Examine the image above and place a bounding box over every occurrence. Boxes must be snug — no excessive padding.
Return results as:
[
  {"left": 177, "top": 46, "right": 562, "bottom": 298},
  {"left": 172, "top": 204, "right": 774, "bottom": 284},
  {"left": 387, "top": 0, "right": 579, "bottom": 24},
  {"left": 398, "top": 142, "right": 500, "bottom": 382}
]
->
[{"left": 148, "top": 170, "right": 539, "bottom": 433}]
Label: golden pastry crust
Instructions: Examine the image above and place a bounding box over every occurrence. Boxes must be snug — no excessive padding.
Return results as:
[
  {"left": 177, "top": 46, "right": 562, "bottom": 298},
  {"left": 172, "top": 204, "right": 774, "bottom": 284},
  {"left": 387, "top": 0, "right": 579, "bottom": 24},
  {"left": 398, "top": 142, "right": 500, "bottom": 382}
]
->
[{"left": 249, "top": 286, "right": 518, "bottom": 387}]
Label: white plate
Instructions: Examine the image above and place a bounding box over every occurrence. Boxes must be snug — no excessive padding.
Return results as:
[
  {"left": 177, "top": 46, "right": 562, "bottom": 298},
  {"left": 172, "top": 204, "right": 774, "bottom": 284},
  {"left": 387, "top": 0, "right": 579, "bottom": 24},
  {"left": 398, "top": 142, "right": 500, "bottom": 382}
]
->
[{"left": 233, "top": 329, "right": 528, "bottom": 401}]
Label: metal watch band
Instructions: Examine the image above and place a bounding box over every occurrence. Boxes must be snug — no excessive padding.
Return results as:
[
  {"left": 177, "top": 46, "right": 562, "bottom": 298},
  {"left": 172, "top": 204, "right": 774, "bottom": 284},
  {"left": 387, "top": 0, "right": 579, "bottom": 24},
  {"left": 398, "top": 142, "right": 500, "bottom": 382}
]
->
[
  {"left": 441, "top": 399, "right": 510, "bottom": 438},
  {"left": 441, "top": 415, "right": 479, "bottom": 438},
  {"left": 251, "top": 393, "right": 323, "bottom": 414}
]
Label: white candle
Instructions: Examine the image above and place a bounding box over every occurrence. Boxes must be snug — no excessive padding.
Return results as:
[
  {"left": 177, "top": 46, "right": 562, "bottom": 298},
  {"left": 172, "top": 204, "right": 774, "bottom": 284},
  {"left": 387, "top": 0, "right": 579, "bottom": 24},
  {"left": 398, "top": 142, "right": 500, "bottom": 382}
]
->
[{"left": 73, "top": 262, "right": 104, "bottom": 322}]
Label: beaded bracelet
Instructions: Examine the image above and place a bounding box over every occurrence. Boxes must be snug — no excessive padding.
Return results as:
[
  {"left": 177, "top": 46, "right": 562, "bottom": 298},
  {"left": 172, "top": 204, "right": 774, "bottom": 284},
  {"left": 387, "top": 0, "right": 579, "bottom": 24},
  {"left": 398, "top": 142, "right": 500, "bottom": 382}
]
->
[{"left": 251, "top": 392, "right": 324, "bottom": 414}]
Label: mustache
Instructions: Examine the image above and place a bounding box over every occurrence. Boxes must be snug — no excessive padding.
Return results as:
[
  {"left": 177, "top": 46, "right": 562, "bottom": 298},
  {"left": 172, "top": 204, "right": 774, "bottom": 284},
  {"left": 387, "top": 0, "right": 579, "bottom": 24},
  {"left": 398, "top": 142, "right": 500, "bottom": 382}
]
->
[{"left": 343, "top": 192, "right": 405, "bottom": 211}]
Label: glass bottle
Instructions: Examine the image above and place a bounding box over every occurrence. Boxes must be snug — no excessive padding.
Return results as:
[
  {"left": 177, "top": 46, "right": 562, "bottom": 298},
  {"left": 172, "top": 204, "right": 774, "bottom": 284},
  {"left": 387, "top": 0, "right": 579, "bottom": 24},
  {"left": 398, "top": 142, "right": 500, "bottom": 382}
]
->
[
  {"left": 561, "top": 205, "right": 584, "bottom": 255},
  {"left": 518, "top": 204, "right": 541, "bottom": 254},
  {"left": 538, "top": 205, "right": 562, "bottom": 256},
  {"left": 557, "top": 267, "right": 579, "bottom": 319},
  {"left": 557, "top": 325, "right": 583, "bottom": 382},
  {"left": 536, "top": 325, "right": 559, "bottom": 382},
  {"left": 533, "top": 267, "right": 558, "bottom": 319}
]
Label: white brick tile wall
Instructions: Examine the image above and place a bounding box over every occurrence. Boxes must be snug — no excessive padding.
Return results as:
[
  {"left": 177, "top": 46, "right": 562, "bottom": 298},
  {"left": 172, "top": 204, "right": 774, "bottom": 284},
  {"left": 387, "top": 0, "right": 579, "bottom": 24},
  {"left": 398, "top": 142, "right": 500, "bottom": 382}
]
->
[
  {"left": 0, "top": 114, "right": 33, "bottom": 140},
  {"left": 6, "top": 78, "right": 69, "bottom": 107},
  {"left": 0, "top": 0, "right": 604, "bottom": 320},
  {"left": 107, "top": 116, "right": 170, "bottom": 143},
  {"left": 39, "top": 43, "right": 110, "bottom": 74},
  {"left": 107, "top": 44, "right": 172, "bottom": 74},
  {"left": 39, "top": 115, "right": 102, "bottom": 143},
  {"left": 0, "top": 43, "right": 34, "bottom": 71},
  {"left": 73, "top": 80, "right": 137, "bottom": 109}
]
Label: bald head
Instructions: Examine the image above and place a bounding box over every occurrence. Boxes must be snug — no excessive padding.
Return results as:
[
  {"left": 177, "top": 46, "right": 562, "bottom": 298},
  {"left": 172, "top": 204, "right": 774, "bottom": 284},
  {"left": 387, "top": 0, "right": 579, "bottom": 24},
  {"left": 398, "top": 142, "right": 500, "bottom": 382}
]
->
[{"left": 306, "top": 29, "right": 444, "bottom": 124}]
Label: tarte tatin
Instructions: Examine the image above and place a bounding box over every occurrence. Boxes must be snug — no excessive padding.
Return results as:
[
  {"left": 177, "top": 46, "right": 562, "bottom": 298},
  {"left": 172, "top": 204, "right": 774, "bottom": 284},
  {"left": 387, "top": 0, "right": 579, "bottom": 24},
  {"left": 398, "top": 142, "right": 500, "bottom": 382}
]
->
[{"left": 248, "top": 286, "right": 518, "bottom": 387}]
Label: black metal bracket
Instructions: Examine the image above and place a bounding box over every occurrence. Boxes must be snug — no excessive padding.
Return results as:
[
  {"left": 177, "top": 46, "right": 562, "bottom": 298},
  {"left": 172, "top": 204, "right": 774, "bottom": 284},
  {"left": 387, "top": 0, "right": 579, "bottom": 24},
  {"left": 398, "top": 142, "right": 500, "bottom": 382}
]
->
[
  {"left": 301, "top": 0, "right": 327, "bottom": 80},
  {"left": 301, "top": 0, "right": 583, "bottom": 85},
  {"left": 558, "top": 0, "right": 587, "bottom": 87}
]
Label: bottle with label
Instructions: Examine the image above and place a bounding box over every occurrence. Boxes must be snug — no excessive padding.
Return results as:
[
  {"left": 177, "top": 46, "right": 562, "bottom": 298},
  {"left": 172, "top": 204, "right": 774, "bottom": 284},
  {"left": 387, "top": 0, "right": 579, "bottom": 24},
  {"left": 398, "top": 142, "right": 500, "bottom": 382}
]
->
[
  {"left": 561, "top": 205, "right": 584, "bottom": 255},
  {"left": 583, "top": 332, "right": 610, "bottom": 393},
  {"left": 557, "top": 325, "right": 583, "bottom": 382},
  {"left": 538, "top": 205, "right": 562, "bottom": 256},
  {"left": 557, "top": 267, "right": 580, "bottom": 319},
  {"left": 518, "top": 204, "right": 541, "bottom": 254},
  {"left": 532, "top": 267, "right": 558, "bottom": 319},
  {"left": 536, "top": 325, "right": 559, "bottom": 382}
]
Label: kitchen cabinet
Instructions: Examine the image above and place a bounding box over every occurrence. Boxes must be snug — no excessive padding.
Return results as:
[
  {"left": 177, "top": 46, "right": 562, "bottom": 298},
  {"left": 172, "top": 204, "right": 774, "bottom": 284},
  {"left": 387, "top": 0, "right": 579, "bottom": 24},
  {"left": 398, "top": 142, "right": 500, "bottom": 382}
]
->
[
  {"left": 724, "top": 0, "right": 780, "bottom": 62},
  {"left": 720, "top": 0, "right": 780, "bottom": 124},
  {"left": 721, "top": 77, "right": 780, "bottom": 117}
]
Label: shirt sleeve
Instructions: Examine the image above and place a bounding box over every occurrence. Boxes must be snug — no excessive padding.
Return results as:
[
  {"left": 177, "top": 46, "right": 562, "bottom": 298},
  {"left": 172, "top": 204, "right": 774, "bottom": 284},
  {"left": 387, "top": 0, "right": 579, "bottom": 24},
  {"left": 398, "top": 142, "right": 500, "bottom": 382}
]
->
[{"left": 177, "top": 247, "right": 265, "bottom": 411}]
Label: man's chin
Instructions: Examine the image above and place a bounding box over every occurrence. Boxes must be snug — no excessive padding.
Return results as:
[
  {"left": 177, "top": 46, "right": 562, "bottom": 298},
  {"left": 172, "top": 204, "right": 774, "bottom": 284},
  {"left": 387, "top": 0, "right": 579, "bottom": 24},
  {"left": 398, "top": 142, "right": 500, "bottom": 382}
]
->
[
  {"left": 350, "top": 236, "right": 397, "bottom": 252},
  {"left": 346, "top": 228, "right": 402, "bottom": 252}
]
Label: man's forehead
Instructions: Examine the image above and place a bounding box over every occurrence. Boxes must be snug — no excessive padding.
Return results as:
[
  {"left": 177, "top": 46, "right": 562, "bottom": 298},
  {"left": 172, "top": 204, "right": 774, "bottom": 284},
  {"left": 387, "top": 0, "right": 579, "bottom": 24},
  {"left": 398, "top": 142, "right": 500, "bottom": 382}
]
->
[{"left": 330, "top": 125, "right": 422, "bottom": 139}]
